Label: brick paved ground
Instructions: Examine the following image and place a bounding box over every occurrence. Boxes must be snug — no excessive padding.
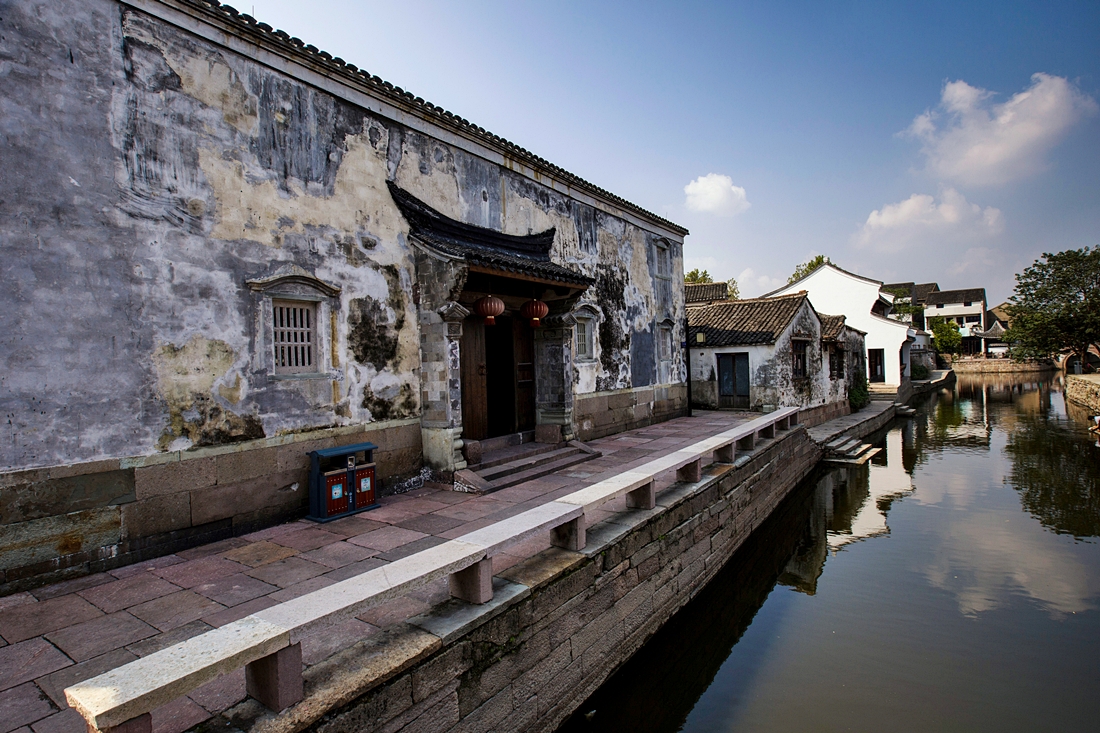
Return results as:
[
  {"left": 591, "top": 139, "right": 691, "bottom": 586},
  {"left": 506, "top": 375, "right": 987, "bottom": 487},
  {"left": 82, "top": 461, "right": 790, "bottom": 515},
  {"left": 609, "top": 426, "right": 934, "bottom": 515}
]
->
[{"left": 0, "top": 411, "right": 754, "bottom": 733}]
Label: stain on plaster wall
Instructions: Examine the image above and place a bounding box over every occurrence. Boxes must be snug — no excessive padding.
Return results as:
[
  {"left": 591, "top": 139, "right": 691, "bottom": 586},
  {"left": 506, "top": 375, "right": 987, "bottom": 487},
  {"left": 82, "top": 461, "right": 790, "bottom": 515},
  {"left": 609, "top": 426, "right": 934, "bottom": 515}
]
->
[{"left": 152, "top": 335, "right": 262, "bottom": 448}]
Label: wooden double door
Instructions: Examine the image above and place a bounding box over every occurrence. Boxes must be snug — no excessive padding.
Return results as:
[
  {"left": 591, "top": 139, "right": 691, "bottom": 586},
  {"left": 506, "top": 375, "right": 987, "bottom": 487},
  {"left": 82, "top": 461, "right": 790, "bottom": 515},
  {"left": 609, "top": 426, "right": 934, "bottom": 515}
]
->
[
  {"left": 717, "top": 353, "right": 750, "bottom": 408},
  {"left": 460, "top": 315, "right": 536, "bottom": 440},
  {"left": 868, "top": 348, "right": 885, "bottom": 383}
]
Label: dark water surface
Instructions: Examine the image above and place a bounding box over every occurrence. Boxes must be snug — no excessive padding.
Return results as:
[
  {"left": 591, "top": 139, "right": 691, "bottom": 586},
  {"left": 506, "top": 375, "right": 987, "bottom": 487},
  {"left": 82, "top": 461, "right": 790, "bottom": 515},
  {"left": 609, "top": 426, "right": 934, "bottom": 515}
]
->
[{"left": 559, "top": 373, "right": 1100, "bottom": 733}]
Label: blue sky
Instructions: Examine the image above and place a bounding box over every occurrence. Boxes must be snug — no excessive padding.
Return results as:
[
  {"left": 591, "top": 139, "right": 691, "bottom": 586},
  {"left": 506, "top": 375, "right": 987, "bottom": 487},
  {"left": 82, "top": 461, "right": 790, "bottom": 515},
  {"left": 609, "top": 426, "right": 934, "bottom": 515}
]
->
[{"left": 248, "top": 0, "right": 1099, "bottom": 304}]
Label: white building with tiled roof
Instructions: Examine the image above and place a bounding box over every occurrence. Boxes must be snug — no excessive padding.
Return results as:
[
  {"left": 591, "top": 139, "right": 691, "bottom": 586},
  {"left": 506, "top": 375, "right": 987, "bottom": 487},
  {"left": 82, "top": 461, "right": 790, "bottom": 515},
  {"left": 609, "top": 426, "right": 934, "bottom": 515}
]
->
[{"left": 765, "top": 264, "right": 915, "bottom": 387}]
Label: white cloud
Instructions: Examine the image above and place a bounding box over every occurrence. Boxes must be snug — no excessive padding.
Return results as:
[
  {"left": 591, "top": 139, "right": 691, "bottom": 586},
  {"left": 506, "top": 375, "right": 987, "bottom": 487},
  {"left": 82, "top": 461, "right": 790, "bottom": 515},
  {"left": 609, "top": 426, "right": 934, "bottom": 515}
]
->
[
  {"left": 855, "top": 188, "right": 1003, "bottom": 254},
  {"left": 683, "top": 173, "right": 751, "bottom": 216},
  {"left": 904, "top": 73, "right": 1098, "bottom": 186},
  {"left": 736, "top": 267, "right": 785, "bottom": 298}
]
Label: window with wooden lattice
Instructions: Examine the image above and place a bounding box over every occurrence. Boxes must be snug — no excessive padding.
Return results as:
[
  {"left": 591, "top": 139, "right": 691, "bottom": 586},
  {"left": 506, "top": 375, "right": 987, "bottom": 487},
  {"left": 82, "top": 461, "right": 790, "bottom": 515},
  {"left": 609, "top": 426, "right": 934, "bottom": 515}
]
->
[{"left": 272, "top": 300, "right": 317, "bottom": 374}]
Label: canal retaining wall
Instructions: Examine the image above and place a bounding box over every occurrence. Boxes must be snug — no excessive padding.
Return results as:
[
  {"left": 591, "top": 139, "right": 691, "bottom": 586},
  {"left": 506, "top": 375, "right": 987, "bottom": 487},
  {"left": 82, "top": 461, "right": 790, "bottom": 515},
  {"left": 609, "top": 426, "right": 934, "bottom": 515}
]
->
[
  {"left": 805, "top": 401, "right": 896, "bottom": 447},
  {"left": 950, "top": 358, "right": 1056, "bottom": 373},
  {"left": 1065, "top": 375, "right": 1100, "bottom": 413},
  {"left": 220, "top": 426, "right": 823, "bottom": 733}
]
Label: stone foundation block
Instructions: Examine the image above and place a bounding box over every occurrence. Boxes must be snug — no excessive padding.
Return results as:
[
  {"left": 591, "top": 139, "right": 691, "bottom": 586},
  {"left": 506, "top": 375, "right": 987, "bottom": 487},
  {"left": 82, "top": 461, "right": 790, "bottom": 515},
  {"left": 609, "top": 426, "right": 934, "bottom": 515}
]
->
[
  {"left": 535, "top": 425, "right": 562, "bottom": 444},
  {"left": 550, "top": 517, "right": 585, "bottom": 551},
  {"left": 449, "top": 558, "right": 493, "bottom": 604},
  {"left": 625, "top": 481, "right": 655, "bottom": 510},
  {"left": 246, "top": 642, "right": 303, "bottom": 712},
  {"left": 676, "top": 459, "right": 701, "bottom": 483}
]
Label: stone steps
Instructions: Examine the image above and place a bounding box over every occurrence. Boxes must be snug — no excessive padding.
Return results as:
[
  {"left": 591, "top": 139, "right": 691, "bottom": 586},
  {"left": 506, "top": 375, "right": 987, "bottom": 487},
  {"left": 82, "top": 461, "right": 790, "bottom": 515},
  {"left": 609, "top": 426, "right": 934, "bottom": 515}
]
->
[
  {"left": 823, "top": 435, "right": 879, "bottom": 464},
  {"left": 454, "top": 440, "right": 601, "bottom": 494}
]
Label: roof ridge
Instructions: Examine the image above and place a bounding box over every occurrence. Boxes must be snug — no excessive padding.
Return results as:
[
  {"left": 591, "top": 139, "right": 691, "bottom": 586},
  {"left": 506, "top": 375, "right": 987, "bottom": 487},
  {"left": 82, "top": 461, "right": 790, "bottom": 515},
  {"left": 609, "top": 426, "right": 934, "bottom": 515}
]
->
[{"left": 170, "top": 0, "right": 687, "bottom": 236}]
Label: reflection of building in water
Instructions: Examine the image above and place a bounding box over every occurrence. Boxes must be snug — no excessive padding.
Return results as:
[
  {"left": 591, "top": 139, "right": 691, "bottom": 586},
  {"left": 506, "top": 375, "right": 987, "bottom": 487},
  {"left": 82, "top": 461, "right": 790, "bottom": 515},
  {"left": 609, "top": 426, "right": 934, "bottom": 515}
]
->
[
  {"left": 779, "top": 431, "right": 916, "bottom": 593},
  {"left": 827, "top": 429, "right": 915, "bottom": 551},
  {"left": 778, "top": 470, "right": 830, "bottom": 594}
]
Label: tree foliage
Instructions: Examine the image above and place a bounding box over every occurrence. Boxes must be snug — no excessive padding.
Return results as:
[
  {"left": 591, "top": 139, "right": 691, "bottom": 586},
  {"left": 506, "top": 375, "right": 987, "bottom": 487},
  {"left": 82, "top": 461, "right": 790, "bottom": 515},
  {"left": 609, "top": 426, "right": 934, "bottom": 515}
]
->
[
  {"left": 848, "top": 368, "right": 869, "bottom": 411},
  {"left": 788, "top": 255, "right": 829, "bottom": 284},
  {"left": 726, "top": 279, "right": 740, "bottom": 300},
  {"left": 1004, "top": 246, "right": 1100, "bottom": 368},
  {"left": 684, "top": 268, "right": 712, "bottom": 283},
  {"left": 928, "top": 316, "right": 962, "bottom": 355}
]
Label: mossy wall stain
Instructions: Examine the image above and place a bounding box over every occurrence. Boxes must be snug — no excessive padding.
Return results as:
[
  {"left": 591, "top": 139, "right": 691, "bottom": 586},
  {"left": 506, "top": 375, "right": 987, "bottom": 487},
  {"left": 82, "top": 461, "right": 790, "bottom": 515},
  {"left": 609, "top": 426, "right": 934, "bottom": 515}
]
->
[{"left": 152, "top": 336, "right": 261, "bottom": 449}]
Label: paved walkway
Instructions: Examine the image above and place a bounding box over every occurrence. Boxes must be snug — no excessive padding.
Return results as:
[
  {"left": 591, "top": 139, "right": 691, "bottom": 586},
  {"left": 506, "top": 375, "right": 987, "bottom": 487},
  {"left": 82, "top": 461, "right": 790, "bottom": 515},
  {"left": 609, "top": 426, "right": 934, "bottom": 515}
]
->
[{"left": 0, "top": 410, "right": 757, "bottom": 733}]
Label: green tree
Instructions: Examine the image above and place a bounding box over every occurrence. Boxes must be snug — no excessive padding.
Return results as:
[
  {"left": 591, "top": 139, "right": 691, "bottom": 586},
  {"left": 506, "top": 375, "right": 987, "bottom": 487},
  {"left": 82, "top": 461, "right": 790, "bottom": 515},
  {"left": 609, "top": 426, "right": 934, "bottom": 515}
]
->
[
  {"left": 727, "top": 279, "right": 740, "bottom": 300},
  {"left": 928, "top": 316, "right": 961, "bottom": 354},
  {"left": 685, "top": 268, "right": 712, "bottom": 283},
  {"left": 1004, "top": 246, "right": 1100, "bottom": 368},
  {"left": 788, "top": 255, "right": 829, "bottom": 284}
]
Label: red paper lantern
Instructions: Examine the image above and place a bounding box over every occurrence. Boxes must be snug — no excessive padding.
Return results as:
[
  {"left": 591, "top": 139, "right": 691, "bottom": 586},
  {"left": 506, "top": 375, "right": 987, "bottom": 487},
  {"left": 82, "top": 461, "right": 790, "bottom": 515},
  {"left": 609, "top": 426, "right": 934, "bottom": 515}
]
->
[
  {"left": 520, "top": 299, "right": 549, "bottom": 327},
  {"left": 474, "top": 295, "right": 505, "bottom": 325}
]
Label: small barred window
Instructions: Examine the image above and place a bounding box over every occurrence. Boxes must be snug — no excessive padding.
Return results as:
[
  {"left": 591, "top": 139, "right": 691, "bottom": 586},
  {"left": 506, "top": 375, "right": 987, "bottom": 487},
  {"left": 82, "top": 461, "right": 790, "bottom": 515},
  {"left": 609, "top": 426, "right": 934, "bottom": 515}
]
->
[
  {"left": 576, "top": 319, "right": 592, "bottom": 358},
  {"left": 792, "top": 340, "right": 808, "bottom": 378},
  {"left": 656, "top": 245, "right": 671, "bottom": 279},
  {"left": 273, "top": 301, "right": 316, "bottom": 374}
]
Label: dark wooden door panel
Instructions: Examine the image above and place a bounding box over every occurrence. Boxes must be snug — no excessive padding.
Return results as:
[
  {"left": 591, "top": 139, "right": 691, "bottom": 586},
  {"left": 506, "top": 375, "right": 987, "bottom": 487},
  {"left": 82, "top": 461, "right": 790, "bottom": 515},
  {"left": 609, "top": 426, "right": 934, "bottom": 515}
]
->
[
  {"left": 461, "top": 317, "right": 488, "bottom": 440},
  {"left": 514, "top": 317, "right": 536, "bottom": 432},
  {"left": 734, "top": 353, "right": 750, "bottom": 408}
]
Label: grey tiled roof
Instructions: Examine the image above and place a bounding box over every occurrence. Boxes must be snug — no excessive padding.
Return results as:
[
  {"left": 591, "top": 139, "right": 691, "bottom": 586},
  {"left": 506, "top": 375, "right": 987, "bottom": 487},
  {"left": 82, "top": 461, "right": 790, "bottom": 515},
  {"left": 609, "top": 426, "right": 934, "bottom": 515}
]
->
[
  {"left": 925, "top": 288, "right": 987, "bottom": 306},
  {"left": 688, "top": 293, "right": 809, "bottom": 346},
  {"left": 818, "top": 314, "right": 846, "bottom": 341},
  {"left": 172, "top": 0, "right": 687, "bottom": 237},
  {"left": 913, "top": 282, "right": 940, "bottom": 303},
  {"left": 882, "top": 281, "right": 940, "bottom": 304},
  {"left": 388, "top": 182, "right": 593, "bottom": 287},
  {"left": 685, "top": 282, "right": 729, "bottom": 304}
]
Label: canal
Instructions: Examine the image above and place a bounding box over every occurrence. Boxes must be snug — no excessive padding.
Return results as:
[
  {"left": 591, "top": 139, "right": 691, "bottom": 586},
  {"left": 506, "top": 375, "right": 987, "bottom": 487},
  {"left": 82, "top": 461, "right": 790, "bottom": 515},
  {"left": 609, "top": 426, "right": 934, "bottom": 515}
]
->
[{"left": 559, "top": 373, "right": 1100, "bottom": 732}]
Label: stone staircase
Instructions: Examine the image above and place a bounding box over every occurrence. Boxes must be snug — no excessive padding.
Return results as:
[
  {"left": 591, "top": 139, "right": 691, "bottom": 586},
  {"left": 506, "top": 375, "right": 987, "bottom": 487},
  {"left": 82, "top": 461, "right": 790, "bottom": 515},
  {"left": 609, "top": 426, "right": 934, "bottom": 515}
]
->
[
  {"left": 868, "top": 383, "right": 899, "bottom": 400},
  {"left": 894, "top": 402, "right": 916, "bottom": 417},
  {"left": 822, "top": 435, "right": 880, "bottom": 465},
  {"left": 454, "top": 436, "right": 601, "bottom": 494}
]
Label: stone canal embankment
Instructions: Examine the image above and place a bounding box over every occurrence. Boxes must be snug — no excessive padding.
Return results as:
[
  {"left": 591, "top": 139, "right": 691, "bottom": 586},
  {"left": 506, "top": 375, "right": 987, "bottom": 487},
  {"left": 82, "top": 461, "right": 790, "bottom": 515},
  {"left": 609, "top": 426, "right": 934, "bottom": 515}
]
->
[
  {"left": 208, "top": 419, "right": 823, "bottom": 733},
  {"left": 224, "top": 408, "right": 894, "bottom": 733},
  {"left": 1065, "top": 374, "right": 1100, "bottom": 413},
  {"left": 0, "top": 407, "right": 899, "bottom": 733},
  {"left": 950, "top": 358, "right": 1057, "bottom": 373}
]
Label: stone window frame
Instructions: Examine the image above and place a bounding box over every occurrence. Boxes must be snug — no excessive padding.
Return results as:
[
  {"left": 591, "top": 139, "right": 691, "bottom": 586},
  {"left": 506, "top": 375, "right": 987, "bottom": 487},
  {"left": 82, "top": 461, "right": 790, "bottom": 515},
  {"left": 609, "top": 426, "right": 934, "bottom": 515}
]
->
[
  {"left": 792, "top": 339, "right": 809, "bottom": 379},
  {"left": 829, "top": 346, "right": 846, "bottom": 380},
  {"left": 572, "top": 303, "right": 602, "bottom": 363},
  {"left": 654, "top": 240, "right": 672, "bottom": 280},
  {"left": 659, "top": 323, "right": 674, "bottom": 361},
  {"left": 247, "top": 267, "right": 342, "bottom": 381},
  {"left": 272, "top": 299, "right": 318, "bottom": 375}
]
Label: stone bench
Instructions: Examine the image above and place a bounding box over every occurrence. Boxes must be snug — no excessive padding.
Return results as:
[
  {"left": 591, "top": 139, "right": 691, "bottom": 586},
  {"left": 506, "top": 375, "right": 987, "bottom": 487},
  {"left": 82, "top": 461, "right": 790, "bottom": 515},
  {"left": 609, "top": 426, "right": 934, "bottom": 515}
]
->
[
  {"left": 66, "top": 406, "right": 799, "bottom": 732},
  {"left": 557, "top": 407, "right": 799, "bottom": 513}
]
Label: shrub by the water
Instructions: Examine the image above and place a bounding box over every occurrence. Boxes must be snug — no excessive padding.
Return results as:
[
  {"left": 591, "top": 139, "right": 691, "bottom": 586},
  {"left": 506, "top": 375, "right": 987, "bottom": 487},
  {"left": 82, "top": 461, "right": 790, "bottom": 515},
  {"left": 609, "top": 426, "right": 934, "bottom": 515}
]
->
[{"left": 849, "top": 370, "right": 870, "bottom": 411}]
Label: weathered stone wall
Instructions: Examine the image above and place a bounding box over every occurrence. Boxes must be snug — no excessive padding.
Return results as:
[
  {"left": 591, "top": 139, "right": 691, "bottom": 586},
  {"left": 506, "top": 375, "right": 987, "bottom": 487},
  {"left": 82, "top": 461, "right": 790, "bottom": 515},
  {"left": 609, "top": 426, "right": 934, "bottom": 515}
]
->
[
  {"left": 0, "top": 0, "right": 687, "bottom": 587},
  {"left": 1065, "top": 375, "right": 1100, "bottom": 413},
  {"left": 0, "top": 420, "right": 421, "bottom": 595},
  {"left": 216, "top": 428, "right": 822, "bottom": 733},
  {"left": 798, "top": 400, "right": 851, "bottom": 428},
  {"left": 950, "top": 358, "right": 1056, "bottom": 373},
  {"left": 573, "top": 384, "right": 688, "bottom": 441}
]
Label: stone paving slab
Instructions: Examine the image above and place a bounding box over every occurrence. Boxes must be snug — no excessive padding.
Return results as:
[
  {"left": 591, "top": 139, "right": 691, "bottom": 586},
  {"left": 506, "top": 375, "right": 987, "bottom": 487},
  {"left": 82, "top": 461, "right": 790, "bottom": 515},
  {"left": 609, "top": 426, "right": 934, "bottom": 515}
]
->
[{"left": 0, "top": 409, "right": 765, "bottom": 733}]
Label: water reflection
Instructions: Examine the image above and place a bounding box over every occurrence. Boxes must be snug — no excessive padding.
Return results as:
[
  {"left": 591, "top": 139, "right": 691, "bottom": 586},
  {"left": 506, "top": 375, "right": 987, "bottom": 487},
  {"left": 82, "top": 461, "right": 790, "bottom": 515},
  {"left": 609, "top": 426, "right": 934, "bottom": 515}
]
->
[{"left": 559, "top": 372, "right": 1100, "bottom": 732}]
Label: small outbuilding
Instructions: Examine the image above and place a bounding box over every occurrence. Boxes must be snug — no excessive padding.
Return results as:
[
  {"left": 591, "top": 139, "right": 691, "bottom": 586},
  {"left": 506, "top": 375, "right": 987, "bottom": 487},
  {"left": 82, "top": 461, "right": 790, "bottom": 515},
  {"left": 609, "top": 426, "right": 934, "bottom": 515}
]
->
[{"left": 688, "top": 293, "right": 859, "bottom": 422}]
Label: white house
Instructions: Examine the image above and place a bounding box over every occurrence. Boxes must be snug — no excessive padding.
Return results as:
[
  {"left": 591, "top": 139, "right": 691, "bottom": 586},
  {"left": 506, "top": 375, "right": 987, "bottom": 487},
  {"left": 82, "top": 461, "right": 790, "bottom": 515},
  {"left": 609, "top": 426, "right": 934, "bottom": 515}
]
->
[
  {"left": 923, "top": 288, "right": 988, "bottom": 355},
  {"left": 765, "top": 264, "right": 914, "bottom": 387},
  {"left": 687, "top": 293, "right": 863, "bottom": 423}
]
